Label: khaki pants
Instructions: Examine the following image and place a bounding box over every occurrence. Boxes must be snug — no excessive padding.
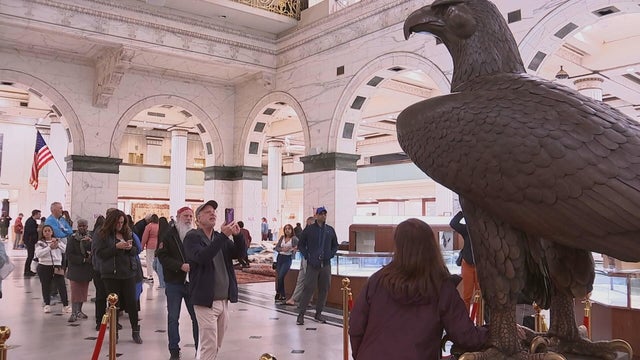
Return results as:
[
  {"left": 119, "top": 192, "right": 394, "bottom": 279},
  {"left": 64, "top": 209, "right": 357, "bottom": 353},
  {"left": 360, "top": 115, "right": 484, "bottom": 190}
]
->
[{"left": 194, "top": 300, "right": 228, "bottom": 360}]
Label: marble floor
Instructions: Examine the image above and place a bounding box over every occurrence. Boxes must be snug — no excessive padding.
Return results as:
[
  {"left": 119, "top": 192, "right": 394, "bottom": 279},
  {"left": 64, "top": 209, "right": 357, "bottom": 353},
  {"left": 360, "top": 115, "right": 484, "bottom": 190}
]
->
[{"left": 0, "top": 246, "right": 347, "bottom": 360}]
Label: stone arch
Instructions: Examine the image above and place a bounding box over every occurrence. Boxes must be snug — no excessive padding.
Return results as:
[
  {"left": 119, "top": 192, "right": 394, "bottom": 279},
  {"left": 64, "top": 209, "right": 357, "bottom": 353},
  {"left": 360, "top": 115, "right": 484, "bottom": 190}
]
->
[
  {"left": 518, "top": 0, "right": 640, "bottom": 75},
  {"left": 111, "top": 95, "right": 223, "bottom": 166},
  {"left": 240, "top": 91, "right": 309, "bottom": 167},
  {"left": 0, "top": 69, "right": 84, "bottom": 154},
  {"left": 329, "top": 52, "right": 451, "bottom": 154}
]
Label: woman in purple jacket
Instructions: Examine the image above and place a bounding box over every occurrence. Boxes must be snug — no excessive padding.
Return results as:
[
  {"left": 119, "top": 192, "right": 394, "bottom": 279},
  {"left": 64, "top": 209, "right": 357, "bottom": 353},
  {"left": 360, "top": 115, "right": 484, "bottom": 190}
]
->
[{"left": 349, "top": 218, "right": 488, "bottom": 359}]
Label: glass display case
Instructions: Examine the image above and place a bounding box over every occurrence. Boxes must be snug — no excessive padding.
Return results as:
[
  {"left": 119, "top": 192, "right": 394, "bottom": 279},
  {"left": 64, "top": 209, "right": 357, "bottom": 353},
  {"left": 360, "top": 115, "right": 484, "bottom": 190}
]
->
[
  {"left": 290, "top": 250, "right": 462, "bottom": 277},
  {"left": 592, "top": 268, "right": 640, "bottom": 309}
]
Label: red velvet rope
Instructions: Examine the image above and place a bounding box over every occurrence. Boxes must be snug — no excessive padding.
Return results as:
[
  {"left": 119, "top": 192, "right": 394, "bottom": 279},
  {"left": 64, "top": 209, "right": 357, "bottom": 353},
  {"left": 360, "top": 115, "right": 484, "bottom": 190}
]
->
[{"left": 91, "top": 318, "right": 109, "bottom": 360}]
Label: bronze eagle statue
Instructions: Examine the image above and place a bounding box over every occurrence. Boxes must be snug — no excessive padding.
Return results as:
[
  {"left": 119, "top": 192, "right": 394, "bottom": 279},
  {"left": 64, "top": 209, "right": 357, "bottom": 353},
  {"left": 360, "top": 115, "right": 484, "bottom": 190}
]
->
[{"left": 398, "top": 0, "right": 638, "bottom": 359}]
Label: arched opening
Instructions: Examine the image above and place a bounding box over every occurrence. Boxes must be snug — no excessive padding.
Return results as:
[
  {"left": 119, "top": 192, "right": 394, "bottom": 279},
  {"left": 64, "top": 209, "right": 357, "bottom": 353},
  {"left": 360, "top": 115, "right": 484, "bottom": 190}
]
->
[
  {"left": 112, "top": 96, "right": 222, "bottom": 220},
  {"left": 0, "top": 73, "right": 80, "bottom": 224}
]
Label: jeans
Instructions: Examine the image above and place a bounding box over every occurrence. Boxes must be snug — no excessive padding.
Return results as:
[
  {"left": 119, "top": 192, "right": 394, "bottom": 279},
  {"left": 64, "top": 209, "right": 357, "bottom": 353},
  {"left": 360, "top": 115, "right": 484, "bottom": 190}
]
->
[
  {"left": 166, "top": 282, "right": 198, "bottom": 352},
  {"left": 153, "top": 257, "right": 166, "bottom": 288},
  {"left": 275, "top": 254, "right": 292, "bottom": 298}
]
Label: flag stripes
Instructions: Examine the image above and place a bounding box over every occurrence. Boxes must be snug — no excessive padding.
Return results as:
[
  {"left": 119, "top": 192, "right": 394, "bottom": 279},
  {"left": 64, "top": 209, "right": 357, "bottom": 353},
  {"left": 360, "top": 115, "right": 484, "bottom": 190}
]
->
[{"left": 29, "top": 130, "right": 54, "bottom": 190}]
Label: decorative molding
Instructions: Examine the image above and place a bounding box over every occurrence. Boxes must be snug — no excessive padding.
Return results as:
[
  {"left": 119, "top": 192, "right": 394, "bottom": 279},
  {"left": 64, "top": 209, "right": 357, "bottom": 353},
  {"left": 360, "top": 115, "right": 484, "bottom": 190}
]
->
[
  {"left": 93, "top": 46, "right": 134, "bottom": 108},
  {"left": 65, "top": 155, "right": 122, "bottom": 174},
  {"left": 13, "top": 0, "right": 277, "bottom": 63},
  {"left": 202, "top": 166, "right": 263, "bottom": 181},
  {"left": 300, "top": 152, "right": 360, "bottom": 173},
  {"left": 278, "top": 0, "right": 415, "bottom": 66}
]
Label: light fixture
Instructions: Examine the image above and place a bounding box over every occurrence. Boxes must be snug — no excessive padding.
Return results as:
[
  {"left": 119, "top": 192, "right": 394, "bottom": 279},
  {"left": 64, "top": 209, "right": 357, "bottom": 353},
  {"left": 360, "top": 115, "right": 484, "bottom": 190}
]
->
[{"left": 555, "top": 66, "right": 569, "bottom": 80}]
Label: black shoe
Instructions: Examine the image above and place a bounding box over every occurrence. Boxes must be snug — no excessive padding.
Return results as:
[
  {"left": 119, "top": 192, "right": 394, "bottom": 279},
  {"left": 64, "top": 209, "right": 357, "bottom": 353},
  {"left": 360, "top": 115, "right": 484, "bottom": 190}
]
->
[
  {"left": 169, "top": 350, "right": 180, "bottom": 360},
  {"left": 96, "top": 324, "right": 101, "bottom": 331},
  {"left": 314, "top": 314, "right": 327, "bottom": 324},
  {"left": 132, "top": 326, "right": 143, "bottom": 344},
  {"left": 117, "top": 322, "right": 123, "bottom": 330},
  {"left": 296, "top": 314, "right": 304, "bottom": 325}
]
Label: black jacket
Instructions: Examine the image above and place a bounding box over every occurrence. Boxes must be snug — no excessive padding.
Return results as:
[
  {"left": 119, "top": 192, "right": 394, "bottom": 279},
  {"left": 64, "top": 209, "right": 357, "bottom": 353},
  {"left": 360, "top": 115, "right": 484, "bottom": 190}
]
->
[
  {"left": 184, "top": 228, "right": 245, "bottom": 307},
  {"left": 298, "top": 221, "right": 338, "bottom": 269},
  {"left": 156, "top": 227, "right": 189, "bottom": 284},
  {"left": 450, "top": 211, "right": 475, "bottom": 265},
  {"left": 24, "top": 217, "right": 39, "bottom": 245},
  {"left": 65, "top": 232, "right": 93, "bottom": 282},
  {"left": 94, "top": 233, "right": 139, "bottom": 279}
]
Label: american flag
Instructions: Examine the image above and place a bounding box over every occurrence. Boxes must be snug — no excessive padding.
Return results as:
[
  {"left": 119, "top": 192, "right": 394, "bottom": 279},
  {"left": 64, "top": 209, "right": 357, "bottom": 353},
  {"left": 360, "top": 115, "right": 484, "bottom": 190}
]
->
[{"left": 29, "top": 130, "right": 54, "bottom": 190}]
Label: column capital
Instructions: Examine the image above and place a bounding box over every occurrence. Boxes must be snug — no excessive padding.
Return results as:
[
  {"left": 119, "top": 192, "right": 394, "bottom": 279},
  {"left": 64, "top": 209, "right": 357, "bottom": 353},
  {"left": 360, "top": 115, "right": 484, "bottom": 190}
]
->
[
  {"left": 203, "top": 166, "right": 263, "bottom": 181},
  {"left": 169, "top": 128, "right": 189, "bottom": 137},
  {"left": 300, "top": 152, "right": 360, "bottom": 173},
  {"left": 266, "top": 138, "right": 285, "bottom": 146},
  {"left": 65, "top": 155, "right": 122, "bottom": 174},
  {"left": 573, "top": 75, "right": 604, "bottom": 91}
]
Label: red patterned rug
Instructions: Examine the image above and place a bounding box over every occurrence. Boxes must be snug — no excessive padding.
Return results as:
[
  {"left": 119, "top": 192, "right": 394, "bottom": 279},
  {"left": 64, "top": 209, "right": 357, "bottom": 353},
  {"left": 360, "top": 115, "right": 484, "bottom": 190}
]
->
[{"left": 235, "top": 263, "right": 276, "bottom": 284}]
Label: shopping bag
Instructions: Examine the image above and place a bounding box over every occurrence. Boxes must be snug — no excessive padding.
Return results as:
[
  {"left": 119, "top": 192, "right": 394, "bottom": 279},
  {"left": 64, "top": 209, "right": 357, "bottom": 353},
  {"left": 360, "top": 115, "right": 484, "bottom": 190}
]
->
[{"left": 0, "top": 259, "right": 15, "bottom": 279}]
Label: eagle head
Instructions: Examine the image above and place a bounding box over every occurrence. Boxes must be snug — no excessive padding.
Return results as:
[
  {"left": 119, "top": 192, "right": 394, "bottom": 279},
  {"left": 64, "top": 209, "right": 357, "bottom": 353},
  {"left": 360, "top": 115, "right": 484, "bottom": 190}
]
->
[
  {"left": 403, "top": 0, "right": 525, "bottom": 89},
  {"left": 403, "top": 0, "right": 477, "bottom": 42}
]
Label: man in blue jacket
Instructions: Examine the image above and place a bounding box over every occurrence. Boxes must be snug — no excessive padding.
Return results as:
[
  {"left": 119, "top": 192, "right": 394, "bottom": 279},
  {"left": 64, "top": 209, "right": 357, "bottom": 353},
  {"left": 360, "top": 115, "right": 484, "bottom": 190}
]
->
[
  {"left": 296, "top": 206, "right": 338, "bottom": 325},
  {"left": 183, "top": 200, "right": 245, "bottom": 360}
]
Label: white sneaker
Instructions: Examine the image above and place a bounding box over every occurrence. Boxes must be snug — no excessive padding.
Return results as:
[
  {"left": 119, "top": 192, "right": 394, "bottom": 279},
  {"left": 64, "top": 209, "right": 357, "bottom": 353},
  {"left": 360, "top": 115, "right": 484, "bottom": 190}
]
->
[
  {"left": 43, "top": 305, "right": 51, "bottom": 313},
  {"left": 63, "top": 305, "right": 72, "bottom": 313}
]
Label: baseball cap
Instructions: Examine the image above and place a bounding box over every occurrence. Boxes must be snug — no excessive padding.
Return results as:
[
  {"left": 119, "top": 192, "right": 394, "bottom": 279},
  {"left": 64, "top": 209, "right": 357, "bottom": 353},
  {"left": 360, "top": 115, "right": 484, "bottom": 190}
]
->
[
  {"left": 196, "top": 200, "right": 218, "bottom": 216},
  {"left": 316, "top": 206, "right": 327, "bottom": 215},
  {"left": 177, "top": 206, "right": 192, "bottom": 216}
]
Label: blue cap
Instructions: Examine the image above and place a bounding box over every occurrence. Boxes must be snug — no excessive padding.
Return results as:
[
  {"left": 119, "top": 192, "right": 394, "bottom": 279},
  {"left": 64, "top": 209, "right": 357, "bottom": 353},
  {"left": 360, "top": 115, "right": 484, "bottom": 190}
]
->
[{"left": 316, "top": 206, "right": 327, "bottom": 215}]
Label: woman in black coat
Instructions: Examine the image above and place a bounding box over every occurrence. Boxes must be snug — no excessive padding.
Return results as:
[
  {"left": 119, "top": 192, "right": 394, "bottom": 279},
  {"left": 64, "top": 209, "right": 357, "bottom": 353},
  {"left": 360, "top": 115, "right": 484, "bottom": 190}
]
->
[
  {"left": 66, "top": 218, "right": 93, "bottom": 322},
  {"left": 94, "top": 209, "right": 143, "bottom": 344}
]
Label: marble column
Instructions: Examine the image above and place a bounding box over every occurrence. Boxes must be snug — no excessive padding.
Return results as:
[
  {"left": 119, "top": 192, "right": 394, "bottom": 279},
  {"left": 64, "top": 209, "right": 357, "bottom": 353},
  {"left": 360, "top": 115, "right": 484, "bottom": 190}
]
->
[
  {"left": 267, "top": 139, "right": 284, "bottom": 226},
  {"left": 169, "top": 129, "right": 188, "bottom": 216},
  {"left": 301, "top": 152, "right": 360, "bottom": 243},
  {"left": 45, "top": 118, "right": 69, "bottom": 208},
  {"left": 65, "top": 155, "right": 122, "bottom": 223},
  {"left": 573, "top": 76, "right": 604, "bottom": 102},
  {"left": 202, "top": 166, "right": 262, "bottom": 237},
  {"left": 435, "top": 182, "right": 455, "bottom": 217}
]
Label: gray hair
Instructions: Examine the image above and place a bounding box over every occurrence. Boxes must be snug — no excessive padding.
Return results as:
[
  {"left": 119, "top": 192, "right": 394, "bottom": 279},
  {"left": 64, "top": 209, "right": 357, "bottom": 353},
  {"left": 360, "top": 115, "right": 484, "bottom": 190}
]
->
[{"left": 77, "top": 218, "right": 88, "bottom": 226}]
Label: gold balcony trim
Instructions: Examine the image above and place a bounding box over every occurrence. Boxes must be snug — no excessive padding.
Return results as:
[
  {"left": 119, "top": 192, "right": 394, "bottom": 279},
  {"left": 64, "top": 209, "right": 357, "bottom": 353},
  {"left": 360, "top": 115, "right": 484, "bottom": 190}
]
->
[{"left": 231, "top": 0, "right": 301, "bottom": 20}]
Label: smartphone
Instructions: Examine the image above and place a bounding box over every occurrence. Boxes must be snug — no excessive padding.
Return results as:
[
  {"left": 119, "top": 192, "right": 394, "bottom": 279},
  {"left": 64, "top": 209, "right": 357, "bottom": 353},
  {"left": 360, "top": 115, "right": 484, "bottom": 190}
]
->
[{"left": 224, "top": 208, "right": 234, "bottom": 224}]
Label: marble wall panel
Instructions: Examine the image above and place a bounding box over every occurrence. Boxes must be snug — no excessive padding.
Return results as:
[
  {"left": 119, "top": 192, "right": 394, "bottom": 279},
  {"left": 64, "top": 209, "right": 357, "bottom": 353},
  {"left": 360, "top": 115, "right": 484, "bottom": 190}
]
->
[{"left": 67, "top": 171, "right": 119, "bottom": 224}]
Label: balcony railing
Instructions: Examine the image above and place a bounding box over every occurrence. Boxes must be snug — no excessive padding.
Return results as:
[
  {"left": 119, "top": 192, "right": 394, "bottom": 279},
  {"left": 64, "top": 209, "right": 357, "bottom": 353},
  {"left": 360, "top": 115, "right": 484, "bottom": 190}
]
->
[{"left": 231, "top": 0, "right": 301, "bottom": 20}]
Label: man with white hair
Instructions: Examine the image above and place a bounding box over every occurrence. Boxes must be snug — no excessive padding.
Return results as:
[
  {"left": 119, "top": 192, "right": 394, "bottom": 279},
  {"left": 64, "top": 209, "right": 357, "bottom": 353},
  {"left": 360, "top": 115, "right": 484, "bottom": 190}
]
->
[
  {"left": 156, "top": 206, "right": 199, "bottom": 360},
  {"left": 45, "top": 202, "right": 73, "bottom": 240}
]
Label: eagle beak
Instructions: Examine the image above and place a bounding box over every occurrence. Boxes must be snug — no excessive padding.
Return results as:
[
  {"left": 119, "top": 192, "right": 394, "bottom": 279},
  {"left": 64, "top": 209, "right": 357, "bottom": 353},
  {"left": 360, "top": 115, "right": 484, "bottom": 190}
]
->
[{"left": 403, "top": 6, "right": 445, "bottom": 40}]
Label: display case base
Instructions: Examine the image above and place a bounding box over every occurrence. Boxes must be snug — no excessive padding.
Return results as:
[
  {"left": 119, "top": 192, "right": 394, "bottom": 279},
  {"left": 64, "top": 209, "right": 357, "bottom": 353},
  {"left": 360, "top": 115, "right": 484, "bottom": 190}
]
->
[{"left": 565, "top": 352, "right": 628, "bottom": 360}]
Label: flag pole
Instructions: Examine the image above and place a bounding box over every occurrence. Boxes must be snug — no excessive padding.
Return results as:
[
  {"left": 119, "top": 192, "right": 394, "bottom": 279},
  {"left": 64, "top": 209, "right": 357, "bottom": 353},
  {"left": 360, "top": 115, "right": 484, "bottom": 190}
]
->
[{"left": 49, "top": 154, "right": 70, "bottom": 186}]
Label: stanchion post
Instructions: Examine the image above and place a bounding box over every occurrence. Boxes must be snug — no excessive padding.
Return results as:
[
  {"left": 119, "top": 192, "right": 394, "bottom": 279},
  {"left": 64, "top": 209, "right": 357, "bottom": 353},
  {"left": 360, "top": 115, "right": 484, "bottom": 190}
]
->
[
  {"left": 472, "top": 290, "right": 484, "bottom": 326},
  {"left": 533, "top": 302, "right": 547, "bottom": 332},
  {"left": 582, "top": 294, "right": 592, "bottom": 340},
  {"left": 0, "top": 326, "right": 10, "bottom": 360},
  {"left": 342, "top": 278, "right": 352, "bottom": 360},
  {"left": 259, "top": 354, "right": 277, "bottom": 360},
  {"left": 107, "top": 293, "right": 119, "bottom": 360}
]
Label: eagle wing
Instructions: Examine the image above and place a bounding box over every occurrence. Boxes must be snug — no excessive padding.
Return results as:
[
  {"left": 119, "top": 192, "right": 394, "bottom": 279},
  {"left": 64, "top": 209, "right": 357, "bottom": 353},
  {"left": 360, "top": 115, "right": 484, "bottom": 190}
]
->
[{"left": 397, "top": 73, "right": 640, "bottom": 262}]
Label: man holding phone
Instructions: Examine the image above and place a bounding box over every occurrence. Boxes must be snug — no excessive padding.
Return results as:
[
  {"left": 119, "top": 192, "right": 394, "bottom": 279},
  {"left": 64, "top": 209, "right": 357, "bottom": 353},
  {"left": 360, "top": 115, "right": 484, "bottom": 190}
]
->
[{"left": 183, "top": 200, "right": 246, "bottom": 360}]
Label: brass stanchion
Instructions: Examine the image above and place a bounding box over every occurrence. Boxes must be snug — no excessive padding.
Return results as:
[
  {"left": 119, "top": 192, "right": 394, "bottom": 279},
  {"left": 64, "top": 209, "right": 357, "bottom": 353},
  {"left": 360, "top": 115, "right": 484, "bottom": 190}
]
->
[
  {"left": 533, "top": 302, "right": 548, "bottom": 332},
  {"left": 107, "top": 293, "right": 119, "bottom": 360},
  {"left": 582, "top": 294, "right": 592, "bottom": 340},
  {"left": 259, "top": 353, "right": 277, "bottom": 359},
  {"left": 0, "top": 326, "right": 10, "bottom": 360},
  {"left": 471, "top": 290, "right": 484, "bottom": 325},
  {"left": 342, "top": 278, "right": 352, "bottom": 360}
]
